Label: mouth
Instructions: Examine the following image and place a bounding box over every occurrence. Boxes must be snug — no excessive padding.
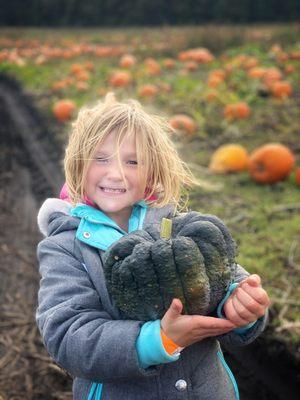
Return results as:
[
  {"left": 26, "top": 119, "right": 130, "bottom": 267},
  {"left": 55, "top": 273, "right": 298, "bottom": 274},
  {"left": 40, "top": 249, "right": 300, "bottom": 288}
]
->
[{"left": 99, "top": 186, "right": 127, "bottom": 194}]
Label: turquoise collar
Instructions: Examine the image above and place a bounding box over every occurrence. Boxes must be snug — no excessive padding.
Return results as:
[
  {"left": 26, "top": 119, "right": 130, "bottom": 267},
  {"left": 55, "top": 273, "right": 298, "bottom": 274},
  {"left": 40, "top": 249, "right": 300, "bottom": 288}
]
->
[{"left": 70, "top": 200, "right": 148, "bottom": 251}]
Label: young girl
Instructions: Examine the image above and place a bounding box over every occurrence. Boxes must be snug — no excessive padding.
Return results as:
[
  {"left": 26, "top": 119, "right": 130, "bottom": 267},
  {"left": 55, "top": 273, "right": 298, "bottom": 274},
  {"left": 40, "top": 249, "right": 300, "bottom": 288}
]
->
[{"left": 36, "top": 93, "right": 270, "bottom": 400}]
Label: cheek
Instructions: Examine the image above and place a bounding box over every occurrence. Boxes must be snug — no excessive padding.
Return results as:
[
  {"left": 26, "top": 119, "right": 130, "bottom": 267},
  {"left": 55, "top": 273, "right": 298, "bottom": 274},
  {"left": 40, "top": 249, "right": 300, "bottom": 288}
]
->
[
  {"left": 87, "top": 164, "right": 103, "bottom": 180},
  {"left": 135, "top": 172, "right": 145, "bottom": 190},
  {"left": 84, "top": 166, "right": 100, "bottom": 191}
]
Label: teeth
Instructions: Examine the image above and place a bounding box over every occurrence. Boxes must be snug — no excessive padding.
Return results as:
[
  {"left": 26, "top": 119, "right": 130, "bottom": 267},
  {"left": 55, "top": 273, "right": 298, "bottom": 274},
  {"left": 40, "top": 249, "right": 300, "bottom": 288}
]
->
[{"left": 101, "top": 187, "right": 126, "bottom": 193}]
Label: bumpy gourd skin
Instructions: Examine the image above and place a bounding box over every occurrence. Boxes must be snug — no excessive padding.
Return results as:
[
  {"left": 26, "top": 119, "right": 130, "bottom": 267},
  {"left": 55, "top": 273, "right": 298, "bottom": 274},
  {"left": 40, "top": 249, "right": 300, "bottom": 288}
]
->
[
  {"left": 171, "top": 237, "right": 210, "bottom": 315},
  {"left": 103, "top": 212, "right": 237, "bottom": 320}
]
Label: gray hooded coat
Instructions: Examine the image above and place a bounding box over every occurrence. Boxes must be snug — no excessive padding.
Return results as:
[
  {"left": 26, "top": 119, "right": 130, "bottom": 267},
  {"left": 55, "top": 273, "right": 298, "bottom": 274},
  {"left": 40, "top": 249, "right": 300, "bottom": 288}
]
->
[{"left": 36, "top": 199, "right": 268, "bottom": 400}]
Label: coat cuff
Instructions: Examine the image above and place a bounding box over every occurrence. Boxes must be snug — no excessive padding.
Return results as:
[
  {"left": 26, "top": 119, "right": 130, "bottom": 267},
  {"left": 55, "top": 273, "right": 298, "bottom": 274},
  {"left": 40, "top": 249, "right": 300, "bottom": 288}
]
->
[
  {"left": 217, "top": 282, "right": 257, "bottom": 334},
  {"left": 136, "top": 320, "right": 180, "bottom": 369}
]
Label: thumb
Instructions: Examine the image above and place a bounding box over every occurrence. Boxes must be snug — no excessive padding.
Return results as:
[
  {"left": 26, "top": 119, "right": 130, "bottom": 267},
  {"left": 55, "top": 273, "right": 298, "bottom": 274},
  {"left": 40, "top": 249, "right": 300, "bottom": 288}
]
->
[{"left": 167, "top": 298, "right": 183, "bottom": 318}]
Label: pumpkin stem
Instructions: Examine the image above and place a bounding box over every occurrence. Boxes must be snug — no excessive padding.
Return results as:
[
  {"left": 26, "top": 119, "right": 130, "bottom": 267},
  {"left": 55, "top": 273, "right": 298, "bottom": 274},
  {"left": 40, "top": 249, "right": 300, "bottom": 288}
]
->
[{"left": 160, "top": 218, "right": 172, "bottom": 239}]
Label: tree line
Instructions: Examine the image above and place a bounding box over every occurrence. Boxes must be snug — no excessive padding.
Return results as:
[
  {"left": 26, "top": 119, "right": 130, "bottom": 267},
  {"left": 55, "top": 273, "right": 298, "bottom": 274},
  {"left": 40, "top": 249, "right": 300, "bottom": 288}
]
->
[{"left": 1, "top": 0, "right": 300, "bottom": 26}]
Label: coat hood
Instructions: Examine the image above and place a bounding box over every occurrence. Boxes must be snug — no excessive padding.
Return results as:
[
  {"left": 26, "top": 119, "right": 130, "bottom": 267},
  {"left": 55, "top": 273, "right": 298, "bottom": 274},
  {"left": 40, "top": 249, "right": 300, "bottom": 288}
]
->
[{"left": 37, "top": 198, "right": 79, "bottom": 237}]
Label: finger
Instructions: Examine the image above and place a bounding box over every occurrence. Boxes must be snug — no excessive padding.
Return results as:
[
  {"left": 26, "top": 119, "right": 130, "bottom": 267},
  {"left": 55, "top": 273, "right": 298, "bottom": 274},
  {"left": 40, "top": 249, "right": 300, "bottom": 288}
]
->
[
  {"left": 166, "top": 298, "right": 183, "bottom": 319},
  {"left": 172, "top": 298, "right": 184, "bottom": 314},
  {"left": 247, "top": 274, "right": 261, "bottom": 287},
  {"left": 196, "top": 324, "right": 236, "bottom": 340},
  {"left": 239, "top": 274, "right": 261, "bottom": 290},
  {"left": 232, "top": 294, "right": 257, "bottom": 323},
  {"left": 237, "top": 284, "right": 270, "bottom": 307},
  {"left": 191, "top": 315, "right": 236, "bottom": 330},
  {"left": 195, "top": 326, "right": 235, "bottom": 336},
  {"left": 235, "top": 287, "right": 267, "bottom": 316},
  {"left": 225, "top": 297, "right": 249, "bottom": 326}
]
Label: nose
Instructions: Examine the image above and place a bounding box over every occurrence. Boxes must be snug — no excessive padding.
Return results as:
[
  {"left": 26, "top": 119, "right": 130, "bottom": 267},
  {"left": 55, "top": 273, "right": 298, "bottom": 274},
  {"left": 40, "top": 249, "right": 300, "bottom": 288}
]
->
[{"left": 105, "top": 160, "right": 124, "bottom": 182}]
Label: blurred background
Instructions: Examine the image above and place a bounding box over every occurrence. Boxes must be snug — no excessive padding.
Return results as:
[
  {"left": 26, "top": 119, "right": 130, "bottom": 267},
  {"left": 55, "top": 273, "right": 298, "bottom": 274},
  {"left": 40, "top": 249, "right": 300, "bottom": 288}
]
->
[
  {"left": 1, "top": 0, "right": 300, "bottom": 25},
  {"left": 0, "top": 1, "right": 299, "bottom": 399}
]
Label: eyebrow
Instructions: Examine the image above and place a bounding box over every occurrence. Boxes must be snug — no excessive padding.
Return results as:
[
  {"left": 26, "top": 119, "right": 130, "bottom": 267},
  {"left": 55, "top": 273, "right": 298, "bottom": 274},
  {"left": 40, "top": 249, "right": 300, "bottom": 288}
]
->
[
  {"left": 94, "top": 152, "right": 137, "bottom": 158},
  {"left": 124, "top": 152, "right": 138, "bottom": 158}
]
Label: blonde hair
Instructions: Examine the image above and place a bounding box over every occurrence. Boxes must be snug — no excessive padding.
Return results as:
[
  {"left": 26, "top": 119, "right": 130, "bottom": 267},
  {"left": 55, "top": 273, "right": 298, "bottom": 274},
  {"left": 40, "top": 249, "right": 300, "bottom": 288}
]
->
[{"left": 64, "top": 93, "right": 198, "bottom": 211}]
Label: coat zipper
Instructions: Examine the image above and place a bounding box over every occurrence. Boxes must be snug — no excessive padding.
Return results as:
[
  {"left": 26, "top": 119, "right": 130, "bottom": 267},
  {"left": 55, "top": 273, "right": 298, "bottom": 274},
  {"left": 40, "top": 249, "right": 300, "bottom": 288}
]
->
[
  {"left": 217, "top": 350, "right": 240, "bottom": 400},
  {"left": 87, "top": 382, "right": 103, "bottom": 400}
]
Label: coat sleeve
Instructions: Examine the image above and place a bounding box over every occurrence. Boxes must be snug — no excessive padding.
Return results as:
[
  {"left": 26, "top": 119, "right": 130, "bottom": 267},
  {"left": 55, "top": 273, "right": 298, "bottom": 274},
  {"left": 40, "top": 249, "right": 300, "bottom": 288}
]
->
[
  {"left": 36, "top": 237, "right": 160, "bottom": 382},
  {"left": 216, "top": 263, "right": 269, "bottom": 348}
]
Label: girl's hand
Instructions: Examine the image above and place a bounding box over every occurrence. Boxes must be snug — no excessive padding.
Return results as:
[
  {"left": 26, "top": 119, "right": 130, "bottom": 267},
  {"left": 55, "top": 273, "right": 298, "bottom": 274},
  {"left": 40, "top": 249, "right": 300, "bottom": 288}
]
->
[
  {"left": 223, "top": 274, "right": 270, "bottom": 327},
  {"left": 160, "top": 298, "right": 236, "bottom": 348}
]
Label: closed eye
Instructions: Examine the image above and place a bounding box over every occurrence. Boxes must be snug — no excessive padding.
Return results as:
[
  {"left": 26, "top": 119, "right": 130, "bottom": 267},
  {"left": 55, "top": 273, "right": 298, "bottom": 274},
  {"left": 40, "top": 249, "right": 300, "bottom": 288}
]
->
[
  {"left": 95, "top": 157, "right": 109, "bottom": 163},
  {"left": 94, "top": 157, "right": 137, "bottom": 165}
]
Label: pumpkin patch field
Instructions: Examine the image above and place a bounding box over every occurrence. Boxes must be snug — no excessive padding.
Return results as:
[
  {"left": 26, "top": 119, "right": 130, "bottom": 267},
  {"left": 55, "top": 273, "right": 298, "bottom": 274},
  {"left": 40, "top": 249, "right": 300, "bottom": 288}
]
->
[{"left": 0, "top": 24, "right": 300, "bottom": 396}]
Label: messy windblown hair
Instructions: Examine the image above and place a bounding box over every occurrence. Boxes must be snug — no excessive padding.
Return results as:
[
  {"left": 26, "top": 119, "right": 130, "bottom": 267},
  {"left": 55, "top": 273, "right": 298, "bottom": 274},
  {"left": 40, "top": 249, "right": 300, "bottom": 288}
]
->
[{"left": 64, "top": 92, "right": 198, "bottom": 211}]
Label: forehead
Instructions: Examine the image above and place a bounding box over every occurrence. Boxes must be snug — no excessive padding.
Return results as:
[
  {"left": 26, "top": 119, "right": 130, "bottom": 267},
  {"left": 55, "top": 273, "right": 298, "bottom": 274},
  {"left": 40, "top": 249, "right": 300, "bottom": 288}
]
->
[{"left": 95, "top": 129, "right": 136, "bottom": 155}]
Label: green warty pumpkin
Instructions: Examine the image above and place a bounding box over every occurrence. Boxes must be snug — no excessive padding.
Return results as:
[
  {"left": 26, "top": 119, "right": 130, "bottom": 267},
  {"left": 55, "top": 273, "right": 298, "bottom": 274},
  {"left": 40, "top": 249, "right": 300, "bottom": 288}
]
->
[{"left": 103, "top": 211, "right": 237, "bottom": 320}]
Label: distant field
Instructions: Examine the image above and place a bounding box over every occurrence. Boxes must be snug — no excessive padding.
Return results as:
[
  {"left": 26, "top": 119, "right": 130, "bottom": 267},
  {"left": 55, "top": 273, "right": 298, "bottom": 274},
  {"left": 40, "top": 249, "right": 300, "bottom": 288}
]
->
[{"left": 1, "top": 24, "right": 299, "bottom": 349}]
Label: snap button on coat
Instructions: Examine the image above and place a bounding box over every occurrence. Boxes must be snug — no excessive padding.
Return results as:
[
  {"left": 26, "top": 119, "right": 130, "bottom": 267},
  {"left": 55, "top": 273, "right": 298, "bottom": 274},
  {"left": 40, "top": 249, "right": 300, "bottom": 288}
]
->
[
  {"left": 83, "top": 231, "right": 91, "bottom": 238},
  {"left": 175, "top": 379, "right": 187, "bottom": 391}
]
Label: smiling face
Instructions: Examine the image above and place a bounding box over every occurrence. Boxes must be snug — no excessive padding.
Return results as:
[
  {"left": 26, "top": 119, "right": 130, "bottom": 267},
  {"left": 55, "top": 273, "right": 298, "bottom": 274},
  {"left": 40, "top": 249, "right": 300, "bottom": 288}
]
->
[{"left": 84, "top": 130, "right": 145, "bottom": 230}]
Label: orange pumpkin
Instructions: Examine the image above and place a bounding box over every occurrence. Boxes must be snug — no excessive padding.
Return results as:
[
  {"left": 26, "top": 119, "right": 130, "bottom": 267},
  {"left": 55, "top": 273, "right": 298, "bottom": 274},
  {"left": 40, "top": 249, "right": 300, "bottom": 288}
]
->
[
  {"left": 232, "top": 54, "right": 247, "bottom": 67},
  {"left": 109, "top": 71, "right": 132, "bottom": 87},
  {"left": 263, "top": 67, "right": 282, "bottom": 88},
  {"left": 209, "top": 144, "right": 249, "bottom": 173},
  {"left": 285, "top": 65, "right": 296, "bottom": 74},
  {"left": 119, "top": 54, "right": 136, "bottom": 68},
  {"left": 84, "top": 61, "right": 95, "bottom": 71},
  {"left": 158, "top": 82, "right": 172, "bottom": 92},
  {"left": 224, "top": 63, "right": 235, "bottom": 74},
  {"left": 224, "top": 102, "right": 251, "bottom": 120},
  {"left": 178, "top": 48, "right": 214, "bottom": 63},
  {"left": 209, "top": 69, "right": 226, "bottom": 80},
  {"left": 76, "top": 81, "right": 89, "bottom": 92},
  {"left": 169, "top": 114, "right": 197, "bottom": 135},
  {"left": 53, "top": 99, "right": 76, "bottom": 122},
  {"left": 295, "top": 168, "right": 300, "bottom": 185},
  {"left": 185, "top": 61, "right": 198, "bottom": 71},
  {"left": 70, "top": 63, "right": 84, "bottom": 74},
  {"left": 243, "top": 57, "right": 259, "bottom": 70},
  {"left": 269, "top": 44, "right": 282, "bottom": 54},
  {"left": 206, "top": 90, "right": 219, "bottom": 102},
  {"left": 145, "top": 58, "right": 161, "bottom": 75},
  {"left": 75, "top": 69, "right": 90, "bottom": 81},
  {"left": 138, "top": 84, "right": 158, "bottom": 98},
  {"left": 290, "top": 51, "right": 300, "bottom": 60},
  {"left": 276, "top": 52, "right": 289, "bottom": 62},
  {"left": 270, "top": 81, "right": 292, "bottom": 98},
  {"left": 163, "top": 58, "right": 176, "bottom": 69},
  {"left": 248, "top": 143, "right": 295, "bottom": 184},
  {"left": 51, "top": 79, "right": 72, "bottom": 92},
  {"left": 248, "top": 67, "right": 266, "bottom": 79},
  {"left": 208, "top": 75, "right": 223, "bottom": 88}
]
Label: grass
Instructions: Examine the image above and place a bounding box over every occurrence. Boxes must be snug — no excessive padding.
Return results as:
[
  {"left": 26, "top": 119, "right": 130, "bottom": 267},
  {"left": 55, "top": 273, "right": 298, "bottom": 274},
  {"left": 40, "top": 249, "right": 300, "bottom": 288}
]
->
[{"left": 1, "top": 24, "right": 299, "bottom": 349}]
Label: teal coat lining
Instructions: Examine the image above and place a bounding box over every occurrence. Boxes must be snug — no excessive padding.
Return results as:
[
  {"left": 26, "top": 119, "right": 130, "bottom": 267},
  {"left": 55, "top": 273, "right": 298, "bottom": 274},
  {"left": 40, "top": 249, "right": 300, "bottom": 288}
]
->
[{"left": 70, "top": 200, "right": 147, "bottom": 251}]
